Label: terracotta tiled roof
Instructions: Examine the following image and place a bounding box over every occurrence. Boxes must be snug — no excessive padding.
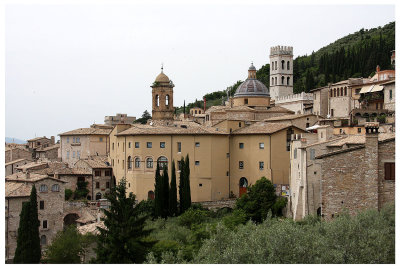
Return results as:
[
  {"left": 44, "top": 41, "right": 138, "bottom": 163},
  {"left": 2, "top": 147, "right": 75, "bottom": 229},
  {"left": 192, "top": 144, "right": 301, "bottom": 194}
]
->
[
  {"left": 263, "top": 106, "right": 295, "bottom": 113},
  {"left": 6, "top": 172, "right": 67, "bottom": 183},
  {"left": 5, "top": 159, "right": 28, "bottom": 166},
  {"left": 6, "top": 182, "right": 32, "bottom": 198},
  {"left": 264, "top": 113, "right": 316, "bottom": 121},
  {"left": 116, "top": 124, "right": 228, "bottom": 136},
  {"left": 79, "top": 156, "right": 111, "bottom": 169},
  {"left": 77, "top": 221, "right": 106, "bottom": 235},
  {"left": 232, "top": 122, "right": 305, "bottom": 135},
  {"left": 327, "top": 133, "right": 395, "bottom": 147},
  {"left": 225, "top": 106, "right": 255, "bottom": 112},
  {"left": 16, "top": 162, "right": 47, "bottom": 170},
  {"left": 205, "top": 105, "right": 228, "bottom": 113},
  {"left": 35, "top": 144, "right": 60, "bottom": 152},
  {"left": 59, "top": 128, "right": 111, "bottom": 136},
  {"left": 27, "top": 136, "right": 50, "bottom": 142}
]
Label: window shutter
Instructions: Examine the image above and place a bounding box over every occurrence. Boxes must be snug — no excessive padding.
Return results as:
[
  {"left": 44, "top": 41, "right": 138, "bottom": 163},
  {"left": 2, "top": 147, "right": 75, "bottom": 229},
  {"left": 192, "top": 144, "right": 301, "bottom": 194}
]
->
[{"left": 391, "top": 163, "right": 395, "bottom": 181}]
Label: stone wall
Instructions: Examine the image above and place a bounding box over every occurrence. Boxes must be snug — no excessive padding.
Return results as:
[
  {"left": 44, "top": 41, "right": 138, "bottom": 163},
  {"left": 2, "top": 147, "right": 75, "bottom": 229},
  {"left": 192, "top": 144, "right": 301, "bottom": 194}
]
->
[{"left": 5, "top": 148, "right": 33, "bottom": 163}]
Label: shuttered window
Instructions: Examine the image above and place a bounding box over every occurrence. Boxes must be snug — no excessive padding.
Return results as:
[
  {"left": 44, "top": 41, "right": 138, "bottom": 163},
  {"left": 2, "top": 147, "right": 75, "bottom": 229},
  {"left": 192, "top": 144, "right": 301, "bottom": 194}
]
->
[{"left": 384, "top": 163, "right": 395, "bottom": 181}]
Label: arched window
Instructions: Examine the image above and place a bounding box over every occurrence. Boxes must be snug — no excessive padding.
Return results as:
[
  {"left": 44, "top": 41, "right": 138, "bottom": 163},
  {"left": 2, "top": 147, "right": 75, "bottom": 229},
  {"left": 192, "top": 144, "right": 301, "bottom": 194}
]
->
[
  {"left": 155, "top": 95, "right": 159, "bottom": 107},
  {"left": 334, "top": 88, "right": 336, "bottom": 97},
  {"left": 146, "top": 158, "right": 153, "bottom": 169},
  {"left": 287, "top": 61, "right": 290, "bottom": 70},
  {"left": 96, "top": 192, "right": 102, "bottom": 200},
  {"left": 271, "top": 78, "right": 274, "bottom": 86},
  {"left": 148, "top": 191, "right": 155, "bottom": 200},
  {"left": 275, "top": 77, "right": 277, "bottom": 85},
  {"left": 51, "top": 184, "right": 59, "bottom": 192},
  {"left": 344, "top": 87, "right": 347, "bottom": 96},
  {"left": 166, "top": 95, "right": 169, "bottom": 106},
  {"left": 127, "top": 156, "right": 132, "bottom": 169},
  {"left": 41, "top": 235, "right": 47, "bottom": 245},
  {"left": 330, "top": 89, "right": 333, "bottom": 97},
  {"left": 39, "top": 184, "right": 48, "bottom": 192},
  {"left": 281, "top": 76, "right": 285, "bottom": 85},
  {"left": 157, "top": 156, "right": 168, "bottom": 169},
  {"left": 281, "top": 60, "right": 285, "bottom": 70},
  {"left": 287, "top": 77, "right": 290, "bottom": 85},
  {"left": 275, "top": 61, "right": 277, "bottom": 70},
  {"left": 341, "top": 88, "right": 343, "bottom": 96},
  {"left": 135, "top": 157, "right": 141, "bottom": 168}
]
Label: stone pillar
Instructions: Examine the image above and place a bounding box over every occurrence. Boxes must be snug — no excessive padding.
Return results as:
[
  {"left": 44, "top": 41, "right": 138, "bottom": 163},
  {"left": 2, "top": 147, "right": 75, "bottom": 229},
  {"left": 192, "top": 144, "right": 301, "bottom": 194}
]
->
[{"left": 364, "top": 123, "right": 379, "bottom": 210}]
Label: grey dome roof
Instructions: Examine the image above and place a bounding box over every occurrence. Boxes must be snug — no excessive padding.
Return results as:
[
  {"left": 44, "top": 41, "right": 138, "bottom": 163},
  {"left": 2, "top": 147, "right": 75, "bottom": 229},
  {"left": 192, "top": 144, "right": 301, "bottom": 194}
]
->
[
  {"left": 234, "top": 78, "right": 270, "bottom": 97},
  {"left": 248, "top": 63, "right": 256, "bottom": 70}
]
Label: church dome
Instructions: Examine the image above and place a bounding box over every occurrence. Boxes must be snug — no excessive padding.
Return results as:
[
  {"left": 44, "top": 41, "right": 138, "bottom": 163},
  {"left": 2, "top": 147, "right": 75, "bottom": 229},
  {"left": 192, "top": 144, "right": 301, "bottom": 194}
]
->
[
  {"left": 234, "top": 64, "right": 270, "bottom": 97},
  {"left": 155, "top": 71, "right": 170, "bottom": 83}
]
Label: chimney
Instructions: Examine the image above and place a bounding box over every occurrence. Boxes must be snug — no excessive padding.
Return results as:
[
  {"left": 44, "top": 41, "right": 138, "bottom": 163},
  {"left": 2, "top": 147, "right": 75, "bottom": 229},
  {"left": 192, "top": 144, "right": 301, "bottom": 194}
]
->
[
  {"left": 376, "top": 65, "right": 380, "bottom": 73},
  {"left": 364, "top": 122, "right": 379, "bottom": 210},
  {"left": 51, "top": 136, "right": 55, "bottom": 144}
]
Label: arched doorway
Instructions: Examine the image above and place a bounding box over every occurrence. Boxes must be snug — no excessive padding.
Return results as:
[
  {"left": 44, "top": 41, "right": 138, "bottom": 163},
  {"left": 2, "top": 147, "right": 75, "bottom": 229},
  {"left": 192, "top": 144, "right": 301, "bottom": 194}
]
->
[
  {"left": 239, "top": 177, "right": 248, "bottom": 197},
  {"left": 96, "top": 192, "right": 102, "bottom": 200},
  {"left": 148, "top": 191, "right": 155, "bottom": 200},
  {"left": 63, "top": 213, "right": 79, "bottom": 229}
]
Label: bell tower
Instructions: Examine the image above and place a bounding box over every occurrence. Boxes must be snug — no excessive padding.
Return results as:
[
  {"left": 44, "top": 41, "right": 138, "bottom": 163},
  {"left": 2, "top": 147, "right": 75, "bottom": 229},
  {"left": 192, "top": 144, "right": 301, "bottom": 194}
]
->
[
  {"left": 151, "top": 66, "right": 174, "bottom": 121},
  {"left": 269, "top": 45, "right": 294, "bottom": 100}
]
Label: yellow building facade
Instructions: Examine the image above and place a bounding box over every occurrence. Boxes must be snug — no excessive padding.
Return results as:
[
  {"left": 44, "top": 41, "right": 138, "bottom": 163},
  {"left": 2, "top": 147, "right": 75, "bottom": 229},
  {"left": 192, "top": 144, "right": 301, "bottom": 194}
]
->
[{"left": 109, "top": 69, "right": 304, "bottom": 202}]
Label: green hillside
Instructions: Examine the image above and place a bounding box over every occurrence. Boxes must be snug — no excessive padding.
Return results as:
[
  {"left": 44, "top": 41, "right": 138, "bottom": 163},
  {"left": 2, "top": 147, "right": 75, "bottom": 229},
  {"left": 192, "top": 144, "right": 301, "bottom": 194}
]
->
[{"left": 175, "top": 21, "right": 395, "bottom": 113}]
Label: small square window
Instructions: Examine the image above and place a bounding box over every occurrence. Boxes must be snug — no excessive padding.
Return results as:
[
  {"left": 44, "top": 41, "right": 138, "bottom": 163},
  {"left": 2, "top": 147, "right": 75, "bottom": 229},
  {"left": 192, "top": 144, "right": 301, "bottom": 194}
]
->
[
  {"left": 106, "top": 182, "right": 110, "bottom": 189},
  {"left": 135, "top": 142, "right": 140, "bottom": 148},
  {"left": 96, "top": 182, "right": 100, "bottom": 189},
  {"left": 226, "top": 171, "right": 229, "bottom": 176},
  {"left": 226, "top": 153, "right": 230, "bottom": 158},
  {"left": 358, "top": 128, "right": 362, "bottom": 133},
  {"left": 239, "top": 122, "right": 242, "bottom": 127},
  {"left": 195, "top": 142, "right": 200, "bottom": 147},
  {"left": 43, "top": 220, "right": 48, "bottom": 229},
  {"left": 100, "top": 137, "right": 103, "bottom": 142},
  {"left": 239, "top": 143, "right": 244, "bottom": 149},
  {"left": 147, "top": 142, "right": 152, "bottom": 148},
  {"left": 199, "top": 183, "right": 203, "bottom": 187},
  {"left": 40, "top": 201, "right": 44, "bottom": 210},
  {"left": 239, "top": 161, "right": 244, "bottom": 169},
  {"left": 128, "top": 142, "right": 131, "bottom": 148},
  {"left": 160, "top": 142, "right": 166, "bottom": 148},
  {"left": 95, "top": 170, "right": 101, "bottom": 177},
  {"left": 259, "top": 143, "right": 264, "bottom": 149},
  {"left": 195, "top": 161, "right": 200, "bottom": 166}
]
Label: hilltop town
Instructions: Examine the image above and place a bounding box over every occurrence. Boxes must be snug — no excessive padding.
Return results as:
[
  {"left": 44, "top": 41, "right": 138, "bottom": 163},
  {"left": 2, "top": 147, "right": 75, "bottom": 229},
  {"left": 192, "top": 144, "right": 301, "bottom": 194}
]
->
[{"left": 5, "top": 44, "right": 395, "bottom": 263}]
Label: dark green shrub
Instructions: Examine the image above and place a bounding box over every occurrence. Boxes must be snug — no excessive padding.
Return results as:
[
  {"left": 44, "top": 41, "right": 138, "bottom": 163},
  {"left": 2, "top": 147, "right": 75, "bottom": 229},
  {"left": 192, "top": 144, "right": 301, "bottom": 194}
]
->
[
  {"left": 178, "top": 208, "right": 211, "bottom": 228},
  {"left": 65, "top": 189, "right": 73, "bottom": 201},
  {"left": 271, "top": 197, "right": 288, "bottom": 217}
]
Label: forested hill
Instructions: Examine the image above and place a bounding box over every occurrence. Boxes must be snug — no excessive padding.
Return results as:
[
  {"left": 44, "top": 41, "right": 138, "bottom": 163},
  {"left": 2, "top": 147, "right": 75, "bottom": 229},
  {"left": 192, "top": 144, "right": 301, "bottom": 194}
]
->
[{"left": 176, "top": 21, "right": 394, "bottom": 113}]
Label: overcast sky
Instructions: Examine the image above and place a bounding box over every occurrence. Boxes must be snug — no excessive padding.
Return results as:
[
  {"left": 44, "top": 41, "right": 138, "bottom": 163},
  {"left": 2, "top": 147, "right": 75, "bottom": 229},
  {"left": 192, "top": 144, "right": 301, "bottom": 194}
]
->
[{"left": 5, "top": 4, "right": 394, "bottom": 141}]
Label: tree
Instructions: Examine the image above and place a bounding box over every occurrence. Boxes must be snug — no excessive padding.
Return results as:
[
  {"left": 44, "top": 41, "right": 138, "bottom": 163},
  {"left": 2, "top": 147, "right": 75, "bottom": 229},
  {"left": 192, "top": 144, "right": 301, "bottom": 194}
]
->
[
  {"left": 44, "top": 225, "right": 94, "bottom": 264},
  {"left": 235, "top": 177, "right": 277, "bottom": 223},
  {"left": 95, "top": 179, "right": 155, "bottom": 263},
  {"left": 161, "top": 165, "right": 170, "bottom": 218},
  {"left": 134, "top": 110, "right": 152, "bottom": 124},
  {"left": 74, "top": 180, "right": 89, "bottom": 200},
  {"left": 169, "top": 161, "right": 178, "bottom": 216},
  {"left": 154, "top": 162, "right": 163, "bottom": 218},
  {"left": 14, "top": 185, "right": 41, "bottom": 263},
  {"left": 179, "top": 155, "right": 191, "bottom": 214}
]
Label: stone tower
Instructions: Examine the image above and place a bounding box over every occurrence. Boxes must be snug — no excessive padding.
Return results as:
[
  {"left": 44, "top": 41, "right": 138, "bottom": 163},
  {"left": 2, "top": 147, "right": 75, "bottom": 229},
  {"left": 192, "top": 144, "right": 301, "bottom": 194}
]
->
[
  {"left": 269, "top": 45, "right": 294, "bottom": 100},
  {"left": 151, "top": 67, "right": 174, "bottom": 121}
]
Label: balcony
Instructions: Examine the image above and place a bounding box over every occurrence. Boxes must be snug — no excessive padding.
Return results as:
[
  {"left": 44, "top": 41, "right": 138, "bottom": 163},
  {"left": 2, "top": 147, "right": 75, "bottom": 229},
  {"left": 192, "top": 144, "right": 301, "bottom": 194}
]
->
[{"left": 71, "top": 143, "right": 81, "bottom": 146}]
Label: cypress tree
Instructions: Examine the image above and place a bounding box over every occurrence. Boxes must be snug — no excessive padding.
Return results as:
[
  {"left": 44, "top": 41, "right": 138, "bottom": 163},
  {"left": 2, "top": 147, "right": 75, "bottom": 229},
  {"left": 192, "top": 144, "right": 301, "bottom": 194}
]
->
[
  {"left": 161, "top": 165, "right": 170, "bottom": 218},
  {"left": 95, "top": 179, "right": 155, "bottom": 263},
  {"left": 169, "top": 161, "right": 178, "bottom": 216},
  {"left": 154, "top": 163, "right": 162, "bottom": 218},
  {"left": 184, "top": 154, "right": 191, "bottom": 210},
  {"left": 14, "top": 185, "right": 41, "bottom": 263},
  {"left": 178, "top": 156, "right": 185, "bottom": 214}
]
